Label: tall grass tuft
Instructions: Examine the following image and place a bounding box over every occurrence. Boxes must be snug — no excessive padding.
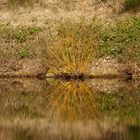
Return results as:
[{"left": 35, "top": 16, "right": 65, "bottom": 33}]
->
[
  {"left": 123, "top": 0, "right": 140, "bottom": 11},
  {"left": 46, "top": 21, "right": 98, "bottom": 76}
]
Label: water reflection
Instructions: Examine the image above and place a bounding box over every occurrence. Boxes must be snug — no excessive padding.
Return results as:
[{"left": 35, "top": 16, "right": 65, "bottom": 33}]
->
[
  {"left": 45, "top": 80, "right": 100, "bottom": 121},
  {"left": 0, "top": 78, "right": 139, "bottom": 140}
]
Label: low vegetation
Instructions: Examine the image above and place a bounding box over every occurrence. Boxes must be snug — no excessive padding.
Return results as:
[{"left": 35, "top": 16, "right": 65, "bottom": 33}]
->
[
  {"left": 0, "top": 24, "right": 43, "bottom": 60},
  {"left": 0, "top": 24, "right": 42, "bottom": 43},
  {"left": 16, "top": 48, "right": 32, "bottom": 58},
  {"left": 1, "top": 0, "right": 140, "bottom": 13},
  {"left": 97, "top": 17, "right": 140, "bottom": 61},
  {"left": 0, "top": 16, "right": 140, "bottom": 76},
  {"left": 123, "top": 0, "right": 140, "bottom": 11},
  {"left": 8, "top": 0, "right": 39, "bottom": 8},
  {"left": 45, "top": 17, "right": 140, "bottom": 75}
]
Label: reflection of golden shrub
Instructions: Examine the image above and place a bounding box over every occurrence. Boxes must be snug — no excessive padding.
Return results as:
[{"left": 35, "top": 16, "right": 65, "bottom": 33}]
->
[
  {"left": 46, "top": 80, "right": 100, "bottom": 121},
  {"left": 46, "top": 21, "right": 98, "bottom": 76}
]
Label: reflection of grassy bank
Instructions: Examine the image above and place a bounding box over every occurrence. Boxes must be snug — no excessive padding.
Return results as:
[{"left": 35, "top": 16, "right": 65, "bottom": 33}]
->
[
  {"left": 0, "top": 79, "right": 139, "bottom": 124},
  {"left": 95, "top": 89, "right": 140, "bottom": 125},
  {"left": 0, "top": 79, "right": 140, "bottom": 139},
  {"left": 0, "top": 79, "right": 100, "bottom": 121},
  {"left": 0, "top": 119, "right": 134, "bottom": 140}
]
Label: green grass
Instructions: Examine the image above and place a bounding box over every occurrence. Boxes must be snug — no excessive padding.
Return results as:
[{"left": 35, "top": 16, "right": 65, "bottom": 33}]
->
[
  {"left": 0, "top": 23, "right": 43, "bottom": 60},
  {"left": 8, "top": 0, "right": 38, "bottom": 8},
  {"left": 16, "top": 48, "right": 32, "bottom": 58},
  {"left": 123, "top": 0, "right": 140, "bottom": 11},
  {"left": 0, "top": 17, "right": 140, "bottom": 73},
  {"left": 96, "top": 17, "right": 140, "bottom": 61},
  {"left": 0, "top": 24, "right": 43, "bottom": 43}
]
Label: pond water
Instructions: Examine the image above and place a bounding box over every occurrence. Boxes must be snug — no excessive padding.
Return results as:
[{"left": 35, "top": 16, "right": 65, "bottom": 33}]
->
[{"left": 0, "top": 78, "right": 140, "bottom": 140}]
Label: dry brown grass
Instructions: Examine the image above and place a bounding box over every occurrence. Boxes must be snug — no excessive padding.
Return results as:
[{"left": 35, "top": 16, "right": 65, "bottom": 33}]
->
[{"left": 0, "top": 0, "right": 121, "bottom": 27}]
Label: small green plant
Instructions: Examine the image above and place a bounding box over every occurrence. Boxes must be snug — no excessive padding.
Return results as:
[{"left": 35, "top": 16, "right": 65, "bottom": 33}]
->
[
  {"left": 17, "top": 48, "right": 31, "bottom": 58},
  {"left": 123, "top": 0, "right": 140, "bottom": 11}
]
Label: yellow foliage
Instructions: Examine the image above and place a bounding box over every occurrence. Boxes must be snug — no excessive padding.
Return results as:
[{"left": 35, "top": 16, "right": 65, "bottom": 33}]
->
[{"left": 46, "top": 21, "right": 98, "bottom": 76}]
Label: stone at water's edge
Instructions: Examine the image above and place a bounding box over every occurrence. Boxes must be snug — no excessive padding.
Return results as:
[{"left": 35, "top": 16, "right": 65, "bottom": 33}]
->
[{"left": 46, "top": 72, "right": 56, "bottom": 78}]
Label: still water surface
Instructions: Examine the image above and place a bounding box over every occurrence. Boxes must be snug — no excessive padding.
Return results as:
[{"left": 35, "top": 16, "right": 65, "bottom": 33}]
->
[{"left": 0, "top": 78, "right": 140, "bottom": 140}]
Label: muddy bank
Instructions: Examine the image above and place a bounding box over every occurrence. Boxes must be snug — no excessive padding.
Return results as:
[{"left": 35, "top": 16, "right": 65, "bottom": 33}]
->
[
  {"left": 1, "top": 77, "right": 140, "bottom": 95},
  {"left": 92, "top": 57, "right": 140, "bottom": 78},
  {"left": 1, "top": 57, "right": 140, "bottom": 79},
  {"left": 46, "top": 57, "right": 140, "bottom": 80},
  {"left": 0, "top": 58, "right": 49, "bottom": 79}
]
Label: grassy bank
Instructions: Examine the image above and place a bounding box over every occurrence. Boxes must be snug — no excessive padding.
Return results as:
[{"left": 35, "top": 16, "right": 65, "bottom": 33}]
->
[
  {"left": 0, "top": 16, "right": 140, "bottom": 76},
  {"left": 97, "top": 17, "right": 140, "bottom": 61},
  {"left": 1, "top": 16, "right": 140, "bottom": 60}
]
